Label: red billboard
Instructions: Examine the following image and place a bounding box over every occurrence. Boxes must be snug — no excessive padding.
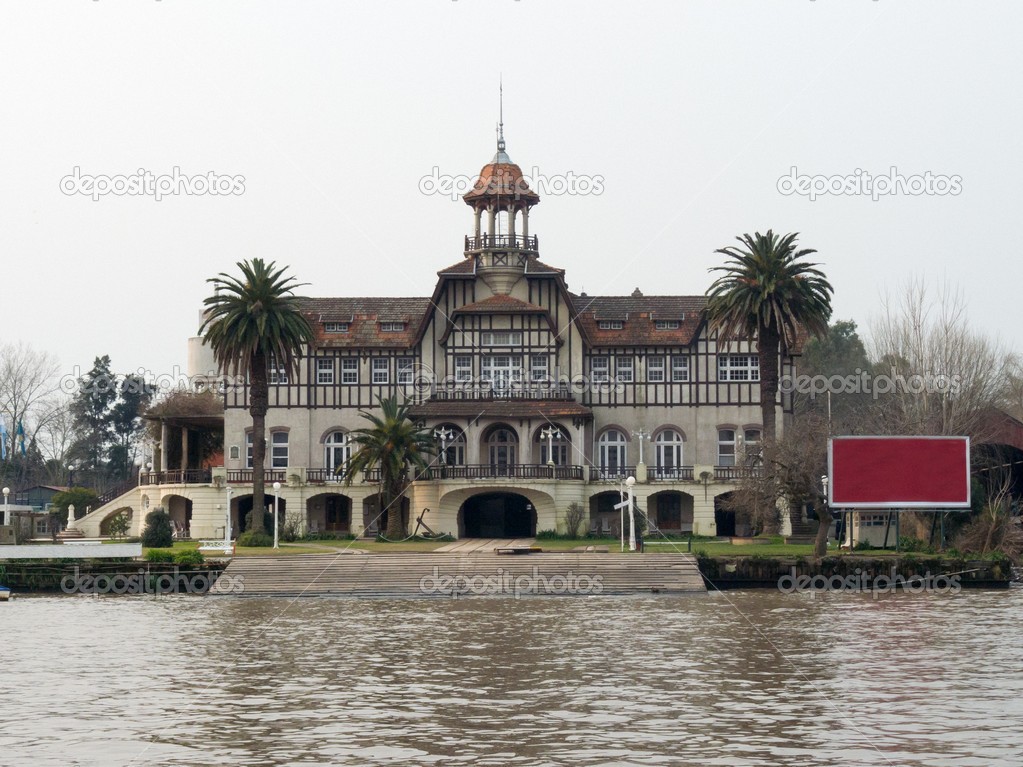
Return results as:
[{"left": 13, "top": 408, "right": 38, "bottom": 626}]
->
[{"left": 828, "top": 436, "right": 971, "bottom": 509}]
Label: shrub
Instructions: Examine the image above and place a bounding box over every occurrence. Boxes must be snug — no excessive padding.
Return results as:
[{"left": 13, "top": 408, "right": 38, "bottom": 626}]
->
[
  {"left": 245, "top": 509, "right": 274, "bottom": 535},
  {"left": 145, "top": 549, "right": 175, "bottom": 563},
  {"left": 173, "top": 549, "right": 205, "bottom": 565},
  {"left": 107, "top": 512, "right": 132, "bottom": 539},
  {"left": 280, "top": 514, "right": 302, "bottom": 543},
  {"left": 141, "top": 508, "right": 173, "bottom": 548},
  {"left": 237, "top": 530, "right": 274, "bottom": 548},
  {"left": 564, "top": 503, "right": 585, "bottom": 538},
  {"left": 535, "top": 529, "right": 560, "bottom": 540}
]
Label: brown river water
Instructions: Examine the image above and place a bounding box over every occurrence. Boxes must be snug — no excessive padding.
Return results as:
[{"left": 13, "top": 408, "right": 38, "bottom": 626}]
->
[{"left": 1, "top": 588, "right": 1021, "bottom": 767}]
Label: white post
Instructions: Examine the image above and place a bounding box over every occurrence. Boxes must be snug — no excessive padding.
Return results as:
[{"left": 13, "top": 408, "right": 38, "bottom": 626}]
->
[
  {"left": 67, "top": 503, "right": 76, "bottom": 529},
  {"left": 272, "top": 481, "right": 281, "bottom": 549},
  {"left": 626, "top": 476, "right": 637, "bottom": 551},
  {"left": 2, "top": 487, "right": 9, "bottom": 527},
  {"left": 619, "top": 480, "right": 625, "bottom": 553},
  {"left": 225, "top": 486, "right": 233, "bottom": 547}
]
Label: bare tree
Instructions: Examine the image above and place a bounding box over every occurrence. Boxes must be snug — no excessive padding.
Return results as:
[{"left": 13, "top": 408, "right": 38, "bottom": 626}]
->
[
  {"left": 866, "top": 278, "right": 1010, "bottom": 441},
  {"left": 0, "top": 342, "right": 62, "bottom": 469}
]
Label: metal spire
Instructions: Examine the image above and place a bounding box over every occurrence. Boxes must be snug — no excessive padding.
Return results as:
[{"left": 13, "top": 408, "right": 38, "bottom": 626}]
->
[{"left": 497, "top": 76, "right": 506, "bottom": 153}]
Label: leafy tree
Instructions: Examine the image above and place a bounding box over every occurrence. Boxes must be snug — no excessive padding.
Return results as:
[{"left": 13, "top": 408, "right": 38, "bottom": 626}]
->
[
  {"left": 795, "top": 320, "right": 873, "bottom": 431},
  {"left": 69, "top": 356, "right": 117, "bottom": 485},
  {"left": 345, "top": 396, "right": 435, "bottom": 539},
  {"left": 108, "top": 374, "right": 155, "bottom": 482},
  {"left": 50, "top": 487, "right": 100, "bottom": 521},
  {"left": 707, "top": 231, "right": 833, "bottom": 443},
  {"left": 141, "top": 508, "right": 173, "bottom": 548},
  {"left": 200, "top": 259, "right": 315, "bottom": 535}
]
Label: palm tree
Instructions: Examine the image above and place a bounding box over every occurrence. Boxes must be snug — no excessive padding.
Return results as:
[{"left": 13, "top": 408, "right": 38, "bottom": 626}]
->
[
  {"left": 344, "top": 396, "right": 435, "bottom": 540},
  {"left": 200, "top": 259, "right": 315, "bottom": 537},
  {"left": 707, "top": 230, "right": 833, "bottom": 444}
]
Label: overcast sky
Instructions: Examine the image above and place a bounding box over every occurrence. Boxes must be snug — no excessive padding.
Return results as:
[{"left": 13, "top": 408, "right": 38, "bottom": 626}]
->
[{"left": 2, "top": 0, "right": 1020, "bottom": 385}]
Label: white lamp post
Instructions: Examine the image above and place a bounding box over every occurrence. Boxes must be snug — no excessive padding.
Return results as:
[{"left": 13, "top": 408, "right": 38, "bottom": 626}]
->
[
  {"left": 625, "top": 476, "right": 637, "bottom": 551},
  {"left": 431, "top": 429, "right": 452, "bottom": 466},
  {"left": 2, "top": 487, "right": 9, "bottom": 527},
  {"left": 225, "top": 486, "right": 233, "bottom": 547},
  {"left": 540, "top": 426, "right": 561, "bottom": 470},
  {"left": 272, "top": 480, "right": 281, "bottom": 549}
]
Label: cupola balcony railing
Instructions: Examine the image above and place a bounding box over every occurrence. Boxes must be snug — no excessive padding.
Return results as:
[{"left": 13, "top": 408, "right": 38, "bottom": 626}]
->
[{"left": 464, "top": 233, "right": 538, "bottom": 253}]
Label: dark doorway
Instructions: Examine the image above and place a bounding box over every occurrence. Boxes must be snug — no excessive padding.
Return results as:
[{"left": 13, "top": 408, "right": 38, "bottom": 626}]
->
[
  {"left": 237, "top": 495, "right": 284, "bottom": 534},
  {"left": 460, "top": 493, "right": 535, "bottom": 538},
  {"left": 714, "top": 493, "right": 736, "bottom": 537}
]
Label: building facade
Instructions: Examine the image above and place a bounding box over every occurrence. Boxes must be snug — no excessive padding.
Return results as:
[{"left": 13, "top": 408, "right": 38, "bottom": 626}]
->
[{"left": 76, "top": 128, "right": 798, "bottom": 541}]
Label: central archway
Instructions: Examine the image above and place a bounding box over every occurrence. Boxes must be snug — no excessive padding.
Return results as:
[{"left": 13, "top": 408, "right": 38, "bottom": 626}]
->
[{"left": 459, "top": 492, "right": 536, "bottom": 538}]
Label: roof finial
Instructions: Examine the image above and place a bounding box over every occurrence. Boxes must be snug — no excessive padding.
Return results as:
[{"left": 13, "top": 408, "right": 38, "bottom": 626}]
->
[{"left": 497, "top": 75, "right": 506, "bottom": 153}]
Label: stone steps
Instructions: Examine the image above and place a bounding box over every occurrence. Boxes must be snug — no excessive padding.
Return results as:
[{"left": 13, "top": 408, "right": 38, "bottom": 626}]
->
[{"left": 212, "top": 552, "right": 707, "bottom": 598}]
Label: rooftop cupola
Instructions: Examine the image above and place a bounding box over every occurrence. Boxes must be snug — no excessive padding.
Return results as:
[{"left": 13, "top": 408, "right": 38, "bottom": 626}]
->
[{"left": 462, "top": 84, "right": 540, "bottom": 277}]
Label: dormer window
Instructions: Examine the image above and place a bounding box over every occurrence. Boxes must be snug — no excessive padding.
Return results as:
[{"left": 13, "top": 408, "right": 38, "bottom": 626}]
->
[
  {"left": 655, "top": 320, "right": 681, "bottom": 330},
  {"left": 324, "top": 322, "right": 349, "bottom": 333},
  {"left": 481, "top": 331, "right": 522, "bottom": 346},
  {"left": 598, "top": 320, "right": 624, "bottom": 330},
  {"left": 380, "top": 322, "right": 405, "bottom": 332}
]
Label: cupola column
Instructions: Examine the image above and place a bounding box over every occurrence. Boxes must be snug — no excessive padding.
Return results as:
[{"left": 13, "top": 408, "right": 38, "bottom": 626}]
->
[
  {"left": 487, "top": 205, "right": 496, "bottom": 237},
  {"left": 521, "top": 206, "right": 529, "bottom": 239},
  {"left": 474, "top": 207, "right": 482, "bottom": 238}
]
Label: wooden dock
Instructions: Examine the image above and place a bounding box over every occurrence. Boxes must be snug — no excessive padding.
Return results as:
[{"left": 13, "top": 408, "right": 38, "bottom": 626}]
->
[{"left": 211, "top": 552, "right": 707, "bottom": 598}]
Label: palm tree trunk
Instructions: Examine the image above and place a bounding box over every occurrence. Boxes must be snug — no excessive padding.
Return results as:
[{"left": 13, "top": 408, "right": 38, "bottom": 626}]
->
[
  {"left": 249, "top": 351, "right": 268, "bottom": 536},
  {"left": 759, "top": 326, "right": 781, "bottom": 444},
  {"left": 384, "top": 481, "right": 406, "bottom": 539}
]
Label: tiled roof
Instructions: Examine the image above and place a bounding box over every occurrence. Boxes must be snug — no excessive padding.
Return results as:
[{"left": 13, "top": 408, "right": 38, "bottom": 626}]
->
[
  {"left": 462, "top": 162, "right": 541, "bottom": 205},
  {"left": 570, "top": 293, "right": 707, "bottom": 347},
  {"left": 301, "top": 297, "right": 432, "bottom": 349},
  {"left": 409, "top": 399, "right": 592, "bottom": 421},
  {"left": 437, "top": 258, "right": 476, "bottom": 276},
  {"left": 524, "top": 259, "right": 565, "bottom": 275},
  {"left": 453, "top": 295, "right": 549, "bottom": 314}
]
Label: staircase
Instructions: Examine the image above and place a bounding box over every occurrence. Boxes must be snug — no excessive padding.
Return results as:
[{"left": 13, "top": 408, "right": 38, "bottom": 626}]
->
[
  {"left": 212, "top": 551, "right": 707, "bottom": 597},
  {"left": 68, "top": 484, "right": 141, "bottom": 537},
  {"left": 785, "top": 509, "right": 820, "bottom": 545}
]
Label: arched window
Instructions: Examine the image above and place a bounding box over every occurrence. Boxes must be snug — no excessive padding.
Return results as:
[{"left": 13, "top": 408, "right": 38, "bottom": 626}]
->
[
  {"left": 324, "top": 431, "right": 352, "bottom": 479},
  {"left": 535, "top": 425, "right": 570, "bottom": 465},
  {"left": 487, "top": 427, "right": 518, "bottom": 475},
  {"left": 654, "top": 429, "right": 685, "bottom": 478},
  {"left": 597, "top": 429, "right": 628, "bottom": 477}
]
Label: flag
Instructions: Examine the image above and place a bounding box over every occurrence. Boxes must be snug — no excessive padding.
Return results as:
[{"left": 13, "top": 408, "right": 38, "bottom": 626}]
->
[
  {"left": 16, "top": 420, "right": 26, "bottom": 456},
  {"left": 0, "top": 419, "right": 6, "bottom": 461}
]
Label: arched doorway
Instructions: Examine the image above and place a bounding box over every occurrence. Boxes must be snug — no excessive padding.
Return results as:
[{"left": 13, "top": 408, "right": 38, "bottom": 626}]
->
[
  {"left": 714, "top": 492, "right": 736, "bottom": 537},
  {"left": 307, "top": 493, "right": 352, "bottom": 535},
  {"left": 162, "top": 495, "right": 194, "bottom": 538},
  {"left": 459, "top": 492, "right": 535, "bottom": 538},
  {"left": 649, "top": 491, "right": 694, "bottom": 534},
  {"left": 236, "top": 494, "right": 286, "bottom": 535},
  {"left": 483, "top": 424, "right": 519, "bottom": 476},
  {"left": 362, "top": 494, "right": 410, "bottom": 538}
]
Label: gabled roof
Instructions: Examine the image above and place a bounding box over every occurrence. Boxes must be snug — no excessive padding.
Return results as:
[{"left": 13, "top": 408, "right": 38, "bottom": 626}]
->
[
  {"left": 301, "top": 297, "right": 432, "bottom": 349},
  {"left": 570, "top": 294, "right": 707, "bottom": 347}
]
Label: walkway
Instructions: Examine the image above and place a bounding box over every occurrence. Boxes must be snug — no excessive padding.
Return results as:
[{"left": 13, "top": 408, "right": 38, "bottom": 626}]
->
[
  {"left": 434, "top": 537, "right": 535, "bottom": 553},
  {"left": 213, "top": 551, "right": 706, "bottom": 597}
]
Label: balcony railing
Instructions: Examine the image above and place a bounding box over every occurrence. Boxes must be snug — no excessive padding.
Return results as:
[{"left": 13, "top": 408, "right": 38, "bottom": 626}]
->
[
  {"left": 649, "top": 466, "right": 695, "bottom": 481},
  {"left": 464, "top": 233, "right": 539, "bottom": 253},
  {"left": 714, "top": 465, "right": 763, "bottom": 480},
  {"left": 429, "top": 384, "right": 575, "bottom": 402},
  {"left": 588, "top": 466, "right": 638, "bottom": 482},
  {"left": 141, "top": 469, "right": 213, "bottom": 486},
  {"left": 359, "top": 464, "right": 584, "bottom": 482},
  {"left": 227, "top": 469, "right": 287, "bottom": 484}
]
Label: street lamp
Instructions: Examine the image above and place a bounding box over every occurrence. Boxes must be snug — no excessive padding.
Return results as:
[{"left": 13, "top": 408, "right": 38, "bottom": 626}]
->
[
  {"left": 272, "top": 481, "right": 281, "bottom": 549},
  {"left": 540, "top": 426, "right": 561, "bottom": 468},
  {"left": 434, "top": 427, "right": 453, "bottom": 465},
  {"left": 2, "top": 487, "right": 9, "bottom": 528},
  {"left": 625, "top": 475, "right": 637, "bottom": 551},
  {"left": 821, "top": 474, "right": 830, "bottom": 547}
]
